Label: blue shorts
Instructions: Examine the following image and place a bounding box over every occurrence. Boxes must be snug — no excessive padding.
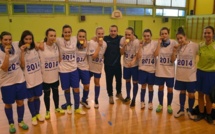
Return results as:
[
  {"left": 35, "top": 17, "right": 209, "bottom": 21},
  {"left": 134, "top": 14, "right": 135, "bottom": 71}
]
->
[
  {"left": 123, "top": 66, "right": 138, "bottom": 81},
  {"left": 27, "top": 84, "right": 43, "bottom": 98},
  {"left": 43, "top": 81, "right": 59, "bottom": 91},
  {"left": 174, "top": 80, "right": 196, "bottom": 93},
  {"left": 1, "top": 82, "right": 27, "bottom": 104},
  {"left": 78, "top": 68, "right": 90, "bottom": 85},
  {"left": 155, "top": 77, "right": 174, "bottom": 88},
  {"left": 60, "top": 69, "right": 79, "bottom": 90},
  {"left": 90, "top": 71, "right": 101, "bottom": 78},
  {"left": 197, "top": 69, "right": 215, "bottom": 95},
  {"left": 138, "top": 70, "right": 155, "bottom": 85}
]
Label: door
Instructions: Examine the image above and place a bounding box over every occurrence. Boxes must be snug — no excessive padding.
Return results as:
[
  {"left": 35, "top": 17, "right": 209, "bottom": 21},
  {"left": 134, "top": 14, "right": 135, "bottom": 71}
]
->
[{"left": 128, "top": 20, "right": 142, "bottom": 39}]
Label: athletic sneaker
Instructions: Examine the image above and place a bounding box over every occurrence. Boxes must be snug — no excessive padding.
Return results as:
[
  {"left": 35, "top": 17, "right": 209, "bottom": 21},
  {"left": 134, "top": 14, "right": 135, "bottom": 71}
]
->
[
  {"left": 61, "top": 103, "right": 67, "bottom": 110},
  {"left": 116, "top": 93, "right": 124, "bottom": 102},
  {"left": 174, "top": 110, "right": 185, "bottom": 118},
  {"left": 55, "top": 108, "right": 65, "bottom": 114},
  {"left": 124, "top": 97, "right": 131, "bottom": 103},
  {"left": 9, "top": 124, "right": 16, "bottom": 133},
  {"left": 36, "top": 114, "right": 45, "bottom": 122},
  {"left": 148, "top": 103, "right": 153, "bottom": 110},
  {"left": 45, "top": 111, "right": 50, "bottom": 120},
  {"left": 80, "top": 101, "right": 91, "bottom": 109},
  {"left": 94, "top": 100, "right": 99, "bottom": 109},
  {"left": 205, "top": 114, "right": 213, "bottom": 124},
  {"left": 18, "top": 121, "right": 29, "bottom": 130},
  {"left": 141, "top": 102, "right": 145, "bottom": 109},
  {"left": 130, "top": 100, "right": 135, "bottom": 107},
  {"left": 167, "top": 105, "right": 173, "bottom": 114},
  {"left": 109, "top": 96, "right": 114, "bottom": 104},
  {"left": 187, "top": 111, "right": 195, "bottom": 120},
  {"left": 75, "top": 108, "right": 86, "bottom": 115},
  {"left": 32, "top": 116, "right": 38, "bottom": 125},
  {"left": 194, "top": 113, "right": 205, "bottom": 122},
  {"left": 156, "top": 105, "right": 163, "bottom": 113},
  {"left": 67, "top": 105, "right": 72, "bottom": 114}
]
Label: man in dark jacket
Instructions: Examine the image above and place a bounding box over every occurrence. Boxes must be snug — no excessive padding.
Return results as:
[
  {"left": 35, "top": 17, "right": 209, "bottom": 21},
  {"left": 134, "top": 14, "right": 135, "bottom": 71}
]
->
[{"left": 104, "top": 25, "right": 124, "bottom": 104}]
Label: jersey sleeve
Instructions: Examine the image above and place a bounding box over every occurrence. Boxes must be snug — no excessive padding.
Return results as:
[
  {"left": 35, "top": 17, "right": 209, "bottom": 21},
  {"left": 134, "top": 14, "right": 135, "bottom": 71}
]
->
[
  {"left": 119, "top": 37, "right": 125, "bottom": 48},
  {"left": 87, "top": 40, "right": 96, "bottom": 56}
]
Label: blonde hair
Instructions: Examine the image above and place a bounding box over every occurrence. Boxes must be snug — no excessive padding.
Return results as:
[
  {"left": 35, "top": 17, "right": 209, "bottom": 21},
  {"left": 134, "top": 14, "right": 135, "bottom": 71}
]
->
[{"left": 96, "top": 26, "right": 104, "bottom": 33}]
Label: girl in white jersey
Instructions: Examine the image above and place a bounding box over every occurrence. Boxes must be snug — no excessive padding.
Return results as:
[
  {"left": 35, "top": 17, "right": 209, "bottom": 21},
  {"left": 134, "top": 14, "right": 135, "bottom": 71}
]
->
[
  {"left": 154, "top": 27, "right": 177, "bottom": 114},
  {"left": 120, "top": 27, "right": 139, "bottom": 107},
  {"left": 57, "top": 25, "right": 85, "bottom": 115},
  {"left": 88, "top": 27, "right": 107, "bottom": 108},
  {"left": 39, "top": 28, "right": 65, "bottom": 120},
  {"left": 0, "top": 31, "right": 28, "bottom": 133},
  {"left": 138, "top": 29, "right": 157, "bottom": 109},
  {"left": 76, "top": 29, "right": 91, "bottom": 109},
  {"left": 172, "top": 27, "right": 198, "bottom": 120},
  {"left": 19, "top": 30, "right": 44, "bottom": 125}
]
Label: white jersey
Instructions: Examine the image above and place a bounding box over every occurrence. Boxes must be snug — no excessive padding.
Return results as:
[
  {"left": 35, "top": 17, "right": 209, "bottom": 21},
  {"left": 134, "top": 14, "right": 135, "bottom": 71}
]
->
[
  {"left": 0, "top": 42, "right": 25, "bottom": 87},
  {"left": 87, "top": 40, "right": 107, "bottom": 73},
  {"left": 39, "top": 43, "right": 59, "bottom": 83},
  {"left": 76, "top": 46, "right": 89, "bottom": 71},
  {"left": 120, "top": 37, "right": 139, "bottom": 68},
  {"left": 138, "top": 40, "right": 158, "bottom": 73},
  {"left": 56, "top": 37, "right": 77, "bottom": 73},
  {"left": 155, "top": 39, "right": 177, "bottom": 78},
  {"left": 23, "top": 48, "right": 43, "bottom": 88},
  {"left": 176, "top": 41, "right": 199, "bottom": 82}
]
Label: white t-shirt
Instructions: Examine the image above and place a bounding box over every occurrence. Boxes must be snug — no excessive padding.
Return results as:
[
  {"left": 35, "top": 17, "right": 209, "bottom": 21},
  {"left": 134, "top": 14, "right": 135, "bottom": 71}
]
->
[
  {"left": 120, "top": 37, "right": 139, "bottom": 68},
  {"left": 76, "top": 46, "right": 89, "bottom": 71},
  {"left": 23, "top": 48, "right": 43, "bottom": 88},
  {"left": 138, "top": 40, "right": 158, "bottom": 73},
  {"left": 155, "top": 39, "right": 177, "bottom": 78},
  {"left": 0, "top": 42, "right": 25, "bottom": 87},
  {"left": 87, "top": 40, "right": 107, "bottom": 73},
  {"left": 39, "top": 43, "right": 59, "bottom": 83},
  {"left": 56, "top": 37, "right": 77, "bottom": 73},
  {"left": 176, "top": 41, "right": 199, "bottom": 82}
]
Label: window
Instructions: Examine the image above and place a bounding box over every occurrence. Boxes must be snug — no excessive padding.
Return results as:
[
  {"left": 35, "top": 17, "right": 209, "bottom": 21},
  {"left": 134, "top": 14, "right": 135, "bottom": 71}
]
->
[
  {"left": 156, "top": 0, "right": 171, "bottom": 6},
  {"left": 145, "top": 8, "right": 153, "bottom": 15},
  {"left": 117, "top": 7, "right": 126, "bottom": 14},
  {"left": 0, "top": 4, "right": 7, "bottom": 14},
  {"left": 156, "top": 9, "right": 163, "bottom": 16},
  {"left": 70, "top": 5, "right": 79, "bottom": 14},
  {"left": 137, "top": 0, "right": 153, "bottom": 5},
  {"left": 26, "top": 4, "right": 53, "bottom": 14},
  {"left": 81, "top": 6, "right": 103, "bottom": 14},
  {"left": 172, "top": 0, "right": 186, "bottom": 7},
  {"left": 163, "top": 9, "right": 178, "bottom": 16},
  {"left": 117, "top": 0, "right": 136, "bottom": 4},
  {"left": 104, "top": 7, "right": 112, "bottom": 14},
  {"left": 156, "top": 0, "right": 186, "bottom": 7},
  {"left": 13, "top": 4, "right": 25, "bottom": 13},
  {"left": 54, "top": 5, "right": 65, "bottom": 13},
  {"left": 179, "top": 10, "right": 185, "bottom": 16},
  {"left": 91, "top": 0, "right": 112, "bottom": 3},
  {"left": 126, "top": 7, "right": 144, "bottom": 16},
  {"left": 69, "top": 0, "right": 89, "bottom": 2}
]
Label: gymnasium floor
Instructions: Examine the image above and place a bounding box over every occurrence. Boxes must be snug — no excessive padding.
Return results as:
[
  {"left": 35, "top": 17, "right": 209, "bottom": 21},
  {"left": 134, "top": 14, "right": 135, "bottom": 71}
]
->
[{"left": 0, "top": 65, "right": 215, "bottom": 134}]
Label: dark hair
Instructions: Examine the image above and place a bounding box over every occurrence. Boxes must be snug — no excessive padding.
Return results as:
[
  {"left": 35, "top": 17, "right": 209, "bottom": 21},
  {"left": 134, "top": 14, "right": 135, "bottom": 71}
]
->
[
  {"left": 77, "top": 29, "right": 87, "bottom": 40},
  {"left": 126, "top": 27, "right": 134, "bottom": 34},
  {"left": 62, "top": 24, "right": 72, "bottom": 37},
  {"left": 160, "top": 27, "right": 170, "bottom": 35},
  {"left": 0, "top": 31, "right": 11, "bottom": 41},
  {"left": 44, "top": 28, "right": 56, "bottom": 42},
  {"left": 176, "top": 27, "right": 185, "bottom": 36},
  {"left": 19, "top": 30, "right": 35, "bottom": 50},
  {"left": 143, "top": 29, "right": 152, "bottom": 36},
  {"left": 110, "top": 25, "right": 118, "bottom": 31},
  {"left": 204, "top": 26, "right": 214, "bottom": 34}
]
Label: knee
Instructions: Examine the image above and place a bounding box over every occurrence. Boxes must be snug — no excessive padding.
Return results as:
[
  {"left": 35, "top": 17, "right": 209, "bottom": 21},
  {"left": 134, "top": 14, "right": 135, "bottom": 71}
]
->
[
  {"left": 158, "top": 85, "right": 164, "bottom": 90},
  {"left": 5, "top": 104, "right": 12, "bottom": 108},
  {"left": 28, "top": 97, "right": 34, "bottom": 102},
  {"left": 64, "top": 89, "right": 70, "bottom": 93},
  {"left": 16, "top": 100, "right": 24, "bottom": 107},
  {"left": 84, "top": 85, "right": 89, "bottom": 90},
  {"left": 188, "top": 93, "right": 195, "bottom": 99}
]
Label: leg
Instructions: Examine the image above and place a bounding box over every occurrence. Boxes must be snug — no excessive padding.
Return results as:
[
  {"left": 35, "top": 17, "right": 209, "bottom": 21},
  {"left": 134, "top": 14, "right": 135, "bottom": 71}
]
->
[
  {"left": 16, "top": 100, "right": 28, "bottom": 130},
  {"left": 195, "top": 92, "right": 205, "bottom": 121},
  {"left": 81, "top": 84, "right": 90, "bottom": 109},
  {"left": 205, "top": 95, "right": 213, "bottom": 124},
  {"left": 104, "top": 65, "right": 114, "bottom": 97},
  {"left": 28, "top": 97, "right": 36, "bottom": 117},
  {"left": 130, "top": 81, "right": 138, "bottom": 107},
  {"left": 115, "top": 65, "right": 122, "bottom": 95},
  {"left": 124, "top": 79, "right": 131, "bottom": 102},
  {"left": 43, "top": 89, "right": 51, "bottom": 112},
  {"left": 73, "top": 88, "right": 80, "bottom": 110},
  {"left": 94, "top": 77, "right": 100, "bottom": 108},
  {"left": 167, "top": 87, "right": 173, "bottom": 114},
  {"left": 5, "top": 104, "right": 16, "bottom": 133},
  {"left": 148, "top": 84, "right": 154, "bottom": 110},
  {"left": 174, "top": 90, "right": 186, "bottom": 118},
  {"left": 156, "top": 85, "right": 164, "bottom": 112},
  {"left": 140, "top": 84, "right": 146, "bottom": 103}
]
